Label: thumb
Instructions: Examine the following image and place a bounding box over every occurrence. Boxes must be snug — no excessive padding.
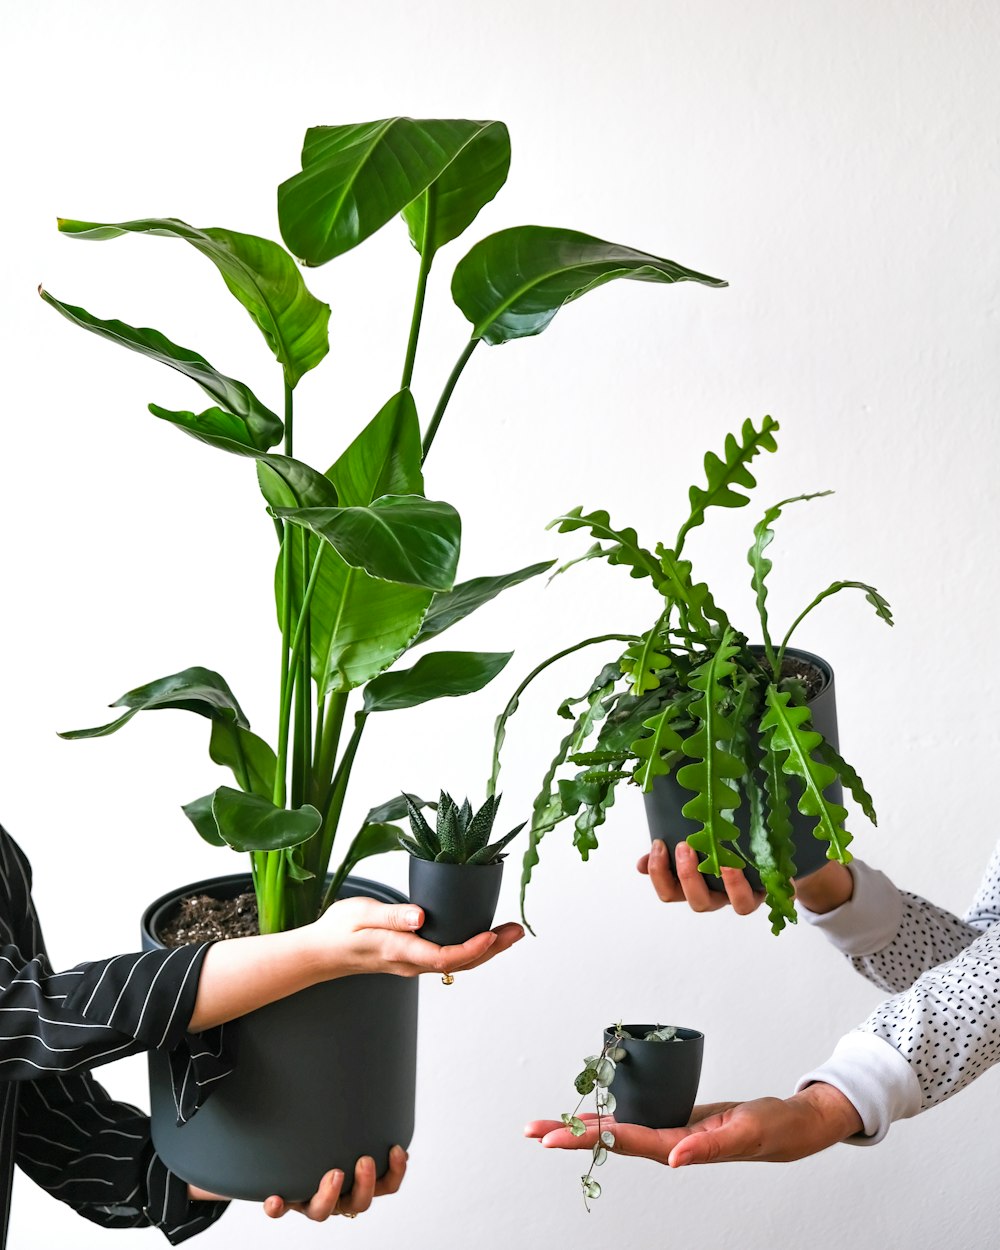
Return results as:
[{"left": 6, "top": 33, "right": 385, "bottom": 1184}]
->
[
  {"left": 352, "top": 898, "right": 424, "bottom": 933},
  {"left": 668, "top": 1122, "right": 746, "bottom": 1167}
]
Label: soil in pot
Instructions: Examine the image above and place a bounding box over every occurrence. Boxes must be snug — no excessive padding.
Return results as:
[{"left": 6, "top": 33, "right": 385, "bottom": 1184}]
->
[
  {"left": 142, "top": 873, "right": 418, "bottom": 1203},
  {"left": 643, "top": 645, "right": 843, "bottom": 891},
  {"left": 407, "top": 857, "right": 503, "bottom": 946},
  {"left": 605, "top": 1025, "right": 703, "bottom": 1129}
]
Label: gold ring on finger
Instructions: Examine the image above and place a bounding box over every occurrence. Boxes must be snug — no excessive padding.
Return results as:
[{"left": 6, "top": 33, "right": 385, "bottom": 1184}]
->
[
  {"left": 441, "top": 972, "right": 455, "bottom": 986},
  {"left": 341, "top": 1211, "right": 358, "bottom": 1219}
]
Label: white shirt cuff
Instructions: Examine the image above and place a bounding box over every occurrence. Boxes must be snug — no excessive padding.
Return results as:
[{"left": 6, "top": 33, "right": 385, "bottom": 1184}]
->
[
  {"left": 795, "top": 1030, "right": 922, "bottom": 1145},
  {"left": 798, "top": 860, "right": 904, "bottom": 956}
]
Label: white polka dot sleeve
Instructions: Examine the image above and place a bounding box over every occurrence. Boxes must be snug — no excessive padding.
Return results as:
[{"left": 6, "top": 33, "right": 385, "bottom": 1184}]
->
[{"left": 794, "top": 843, "right": 1000, "bottom": 1143}]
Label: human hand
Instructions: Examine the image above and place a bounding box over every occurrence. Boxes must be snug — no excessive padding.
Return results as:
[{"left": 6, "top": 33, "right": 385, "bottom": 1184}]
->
[
  {"left": 525, "top": 1083, "right": 863, "bottom": 1166},
  {"left": 188, "top": 1145, "right": 408, "bottom": 1219},
  {"left": 310, "top": 895, "right": 524, "bottom": 978},
  {"left": 637, "top": 837, "right": 764, "bottom": 916}
]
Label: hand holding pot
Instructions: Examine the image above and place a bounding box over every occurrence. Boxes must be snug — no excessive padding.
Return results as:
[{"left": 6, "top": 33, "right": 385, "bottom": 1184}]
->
[
  {"left": 638, "top": 838, "right": 764, "bottom": 915},
  {"left": 188, "top": 1145, "right": 407, "bottom": 1219},
  {"left": 312, "top": 895, "right": 524, "bottom": 977},
  {"left": 525, "top": 1083, "right": 863, "bottom": 1165}
]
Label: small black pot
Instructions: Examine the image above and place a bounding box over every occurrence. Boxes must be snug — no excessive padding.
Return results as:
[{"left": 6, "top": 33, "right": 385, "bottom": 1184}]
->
[
  {"left": 141, "top": 873, "right": 418, "bottom": 1203},
  {"left": 644, "top": 645, "right": 842, "bottom": 892},
  {"left": 605, "top": 1024, "right": 704, "bottom": 1129},
  {"left": 407, "top": 857, "right": 503, "bottom": 946}
]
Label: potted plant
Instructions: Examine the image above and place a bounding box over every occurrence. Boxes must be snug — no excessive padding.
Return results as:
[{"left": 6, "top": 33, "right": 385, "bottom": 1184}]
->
[
  {"left": 561, "top": 1022, "right": 703, "bottom": 1207},
  {"left": 492, "top": 416, "right": 893, "bottom": 935},
  {"left": 400, "top": 792, "right": 524, "bottom": 946},
  {"left": 41, "top": 115, "right": 726, "bottom": 1200}
]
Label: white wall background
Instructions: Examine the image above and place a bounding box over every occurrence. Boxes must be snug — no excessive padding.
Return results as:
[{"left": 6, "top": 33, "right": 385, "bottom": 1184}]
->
[{"left": 2, "top": 0, "right": 998, "bottom": 1245}]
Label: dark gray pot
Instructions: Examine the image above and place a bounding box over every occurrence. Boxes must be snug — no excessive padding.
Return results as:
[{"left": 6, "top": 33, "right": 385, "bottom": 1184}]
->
[
  {"left": 407, "top": 858, "right": 503, "bottom": 946},
  {"left": 643, "top": 646, "right": 842, "bottom": 892},
  {"left": 141, "top": 873, "right": 418, "bottom": 1203},
  {"left": 604, "top": 1025, "right": 704, "bottom": 1129}
]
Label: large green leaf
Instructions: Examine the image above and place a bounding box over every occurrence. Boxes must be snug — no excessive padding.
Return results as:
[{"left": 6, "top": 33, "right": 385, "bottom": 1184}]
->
[
  {"left": 59, "top": 667, "right": 248, "bottom": 739},
  {"left": 57, "top": 217, "right": 330, "bottom": 388},
  {"left": 362, "top": 650, "right": 512, "bottom": 713},
  {"left": 274, "top": 495, "right": 460, "bottom": 591},
  {"left": 328, "top": 390, "right": 423, "bottom": 507},
  {"left": 327, "top": 822, "right": 404, "bottom": 901},
  {"left": 211, "top": 786, "right": 322, "bottom": 852},
  {"left": 208, "top": 720, "right": 277, "bottom": 800},
  {"left": 413, "top": 560, "right": 555, "bottom": 645},
  {"left": 451, "top": 226, "right": 727, "bottom": 346},
  {"left": 401, "top": 121, "right": 510, "bottom": 258},
  {"left": 181, "top": 793, "right": 225, "bottom": 846},
  {"left": 255, "top": 454, "right": 339, "bottom": 509},
  {"left": 39, "top": 289, "right": 282, "bottom": 448},
  {"left": 279, "top": 118, "right": 505, "bottom": 266}
]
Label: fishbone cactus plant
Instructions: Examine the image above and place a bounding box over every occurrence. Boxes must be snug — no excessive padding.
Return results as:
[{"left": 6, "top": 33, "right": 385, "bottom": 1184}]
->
[{"left": 492, "top": 416, "right": 893, "bottom": 934}]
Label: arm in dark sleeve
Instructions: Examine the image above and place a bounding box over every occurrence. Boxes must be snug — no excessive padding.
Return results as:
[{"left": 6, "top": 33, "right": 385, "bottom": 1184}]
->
[{"left": 15, "top": 1070, "right": 228, "bottom": 1243}]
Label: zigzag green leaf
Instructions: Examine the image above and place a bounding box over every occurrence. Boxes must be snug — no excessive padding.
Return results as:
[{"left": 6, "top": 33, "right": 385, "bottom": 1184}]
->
[
  {"left": 781, "top": 581, "right": 894, "bottom": 660},
  {"left": 755, "top": 720, "right": 799, "bottom": 934},
  {"left": 620, "top": 627, "right": 671, "bottom": 695},
  {"left": 760, "top": 687, "right": 853, "bottom": 863},
  {"left": 675, "top": 631, "right": 745, "bottom": 874},
  {"left": 675, "top": 416, "right": 780, "bottom": 556},
  {"left": 657, "top": 545, "right": 730, "bottom": 634},
  {"left": 548, "top": 508, "right": 663, "bottom": 585},
  {"left": 747, "top": 492, "right": 833, "bottom": 667},
  {"left": 815, "top": 740, "right": 878, "bottom": 826},
  {"left": 632, "top": 706, "right": 685, "bottom": 792}
]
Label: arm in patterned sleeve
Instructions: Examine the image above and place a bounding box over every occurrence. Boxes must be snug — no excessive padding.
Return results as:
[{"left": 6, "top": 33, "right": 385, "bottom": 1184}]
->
[
  {"left": 15, "top": 1071, "right": 227, "bottom": 1244},
  {"left": 799, "top": 842, "right": 1000, "bottom": 993}
]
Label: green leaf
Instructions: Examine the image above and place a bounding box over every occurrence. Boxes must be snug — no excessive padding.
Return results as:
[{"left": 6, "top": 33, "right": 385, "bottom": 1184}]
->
[
  {"left": 404, "top": 793, "right": 439, "bottom": 859},
  {"left": 747, "top": 492, "right": 834, "bottom": 665},
  {"left": 466, "top": 821, "right": 525, "bottom": 865},
  {"left": 574, "top": 1068, "right": 597, "bottom": 1096},
  {"left": 279, "top": 118, "right": 506, "bottom": 266},
  {"left": 208, "top": 721, "right": 277, "bottom": 800},
  {"left": 548, "top": 507, "right": 663, "bottom": 584},
  {"left": 367, "top": 794, "right": 433, "bottom": 825},
  {"left": 675, "top": 632, "right": 746, "bottom": 875},
  {"left": 363, "top": 650, "right": 512, "bottom": 713},
  {"left": 435, "top": 793, "right": 462, "bottom": 859},
  {"left": 452, "top": 226, "right": 726, "bottom": 345},
  {"left": 181, "top": 793, "right": 225, "bottom": 846},
  {"left": 328, "top": 390, "right": 424, "bottom": 507},
  {"left": 562, "top": 1114, "right": 587, "bottom": 1137},
  {"left": 760, "top": 687, "right": 853, "bottom": 863},
  {"left": 463, "top": 795, "right": 499, "bottom": 856},
  {"left": 211, "top": 786, "right": 322, "bottom": 852},
  {"left": 330, "top": 822, "right": 403, "bottom": 884},
  {"left": 413, "top": 561, "right": 555, "bottom": 645},
  {"left": 656, "top": 545, "right": 731, "bottom": 634},
  {"left": 59, "top": 667, "right": 248, "bottom": 739},
  {"left": 675, "top": 416, "right": 780, "bottom": 555},
  {"left": 781, "top": 580, "right": 894, "bottom": 658},
  {"left": 274, "top": 495, "right": 460, "bottom": 591},
  {"left": 619, "top": 627, "right": 671, "bottom": 696},
  {"left": 146, "top": 403, "right": 278, "bottom": 456},
  {"left": 401, "top": 121, "right": 510, "bottom": 258},
  {"left": 57, "top": 217, "right": 330, "bottom": 388},
  {"left": 39, "top": 289, "right": 282, "bottom": 448},
  {"left": 283, "top": 845, "right": 316, "bottom": 883},
  {"left": 255, "top": 454, "right": 339, "bottom": 510},
  {"left": 756, "top": 717, "right": 799, "bottom": 934},
  {"left": 632, "top": 706, "right": 685, "bottom": 792},
  {"left": 815, "top": 740, "right": 878, "bottom": 826}
]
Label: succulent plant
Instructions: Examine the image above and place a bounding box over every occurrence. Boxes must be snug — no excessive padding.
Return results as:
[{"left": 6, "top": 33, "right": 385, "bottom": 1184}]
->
[{"left": 400, "top": 792, "right": 524, "bottom": 865}]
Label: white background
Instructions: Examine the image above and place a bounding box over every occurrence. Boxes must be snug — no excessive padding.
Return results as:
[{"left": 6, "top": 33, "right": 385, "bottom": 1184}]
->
[{"left": 2, "top": 1, "right": 999, "bottom": 1246}]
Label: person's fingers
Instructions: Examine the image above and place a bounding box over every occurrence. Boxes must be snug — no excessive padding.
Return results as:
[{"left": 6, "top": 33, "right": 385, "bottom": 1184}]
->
[
  {"left": 360, "top": 900, "right": 425, "bottom": 933},
  {"left": 338, "top": 1156, "right": 377, "bottom": 1215},
  {"left": 263, "top": 1195, "right": 286, "bottom": 1218},
  {"left": 450, "top": 923, "right": 524, "bottom": 970},
  {"left": 637, "top": 852, "right": 651, "bottom": 875},
  {"left": 719, "top": 867, "right": 765, "bottom": 915},
  {"left": 427, "top": 930, "right": 498, "bottom": 972},
  {"left": 303, "top": 1168, "right": 347, "bottom": 1220},
  {"left": 667, "top": 1115, "right": 753, "bottom": 1167},
  {"left": 372, "top": 1145, "right": 407, "bottom": 1196},
  {"left": 674, "top": 842, "right": 728, "bottom": 911},
  {"left": 645, "top": 839, "right": 685, "bottom": 901},
  {"left": 535, "top": 1117, "right": 680, "bottom": 1164}
]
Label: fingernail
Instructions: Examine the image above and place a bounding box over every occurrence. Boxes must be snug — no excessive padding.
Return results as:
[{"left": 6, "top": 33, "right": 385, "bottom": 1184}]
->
[
  {"left": 676, "top": 842, "right": 692, "bottom": 859},
  {"left": 650, "top": 839, "right": 665, "bottom": 857},
  {"left": 404, "top": 909, "right": 421, "bottom": 927}
]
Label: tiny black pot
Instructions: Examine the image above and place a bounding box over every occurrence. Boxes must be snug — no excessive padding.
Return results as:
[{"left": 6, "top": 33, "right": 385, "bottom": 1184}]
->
[
  {"left": 644, "top": 645, "right": 842, "bottom": 892},
  {"left": 407, "top": 858, "right": 503, "bottom": 946},
  {"left": 141, "top": 873, "right": 418, "bottom": 1203},
  {"left": 605, "top": 1025, "right": 704, "bottom": 1129}
]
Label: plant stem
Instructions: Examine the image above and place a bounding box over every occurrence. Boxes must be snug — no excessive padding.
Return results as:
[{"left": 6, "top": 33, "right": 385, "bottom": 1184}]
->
[
  {"left": 292, "top": 530, "right": 313, "bottom": 807},
  {"left": 272, "top": 383, "right": 297, "bottom": 811},
  {"left": 319, "top": 712, "right": 369, "bottom": 912},
  {"left": 275, "top": 542, "right": 327, "bottom": 807},
  {"left": 421, "top": 338, "right": 479, "bottom": 463},
  {"left": 315, "top": 691, "right": 349, "bottom": 802},
  {"left": 400, "top": 189, "right": 435, "bottom": 391},
  {"left": 489, "top": 634, "right": 639, "bottom": 795}
]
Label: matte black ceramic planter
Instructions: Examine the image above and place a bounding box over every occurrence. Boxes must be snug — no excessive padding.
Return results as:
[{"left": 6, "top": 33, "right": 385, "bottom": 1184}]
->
[
  {"left": 141, "top": 873, "right": 418, "bottom": 1203},
  {"left": 407, "top": 858, "right": 503, "bottom": 946},
  {"left": 643, "top": 645, "right": 842, "bottom": 892},
  {"left": 605, "top": 1025, "right": 704, "bottom": 1129}
]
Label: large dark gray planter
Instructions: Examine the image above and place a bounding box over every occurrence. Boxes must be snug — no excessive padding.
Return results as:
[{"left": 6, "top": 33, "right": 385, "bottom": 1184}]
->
[
  {"left": 407, "top": 858, "right": 503, "bottom": 946},
  {"left": 605, "top": 1025, "right": 703, "bottom": 1129},
  {"left": 644, "top": 646, "right": 842, "bottom": 892},
  {"left": 141, "top": 873, "right": 418, "bottom": 1203}
]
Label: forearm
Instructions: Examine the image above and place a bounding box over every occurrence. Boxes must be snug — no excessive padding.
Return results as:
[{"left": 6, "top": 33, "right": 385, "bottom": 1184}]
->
[{"left": 187, "top": 928, "right": 332, "bottom": 1032}]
